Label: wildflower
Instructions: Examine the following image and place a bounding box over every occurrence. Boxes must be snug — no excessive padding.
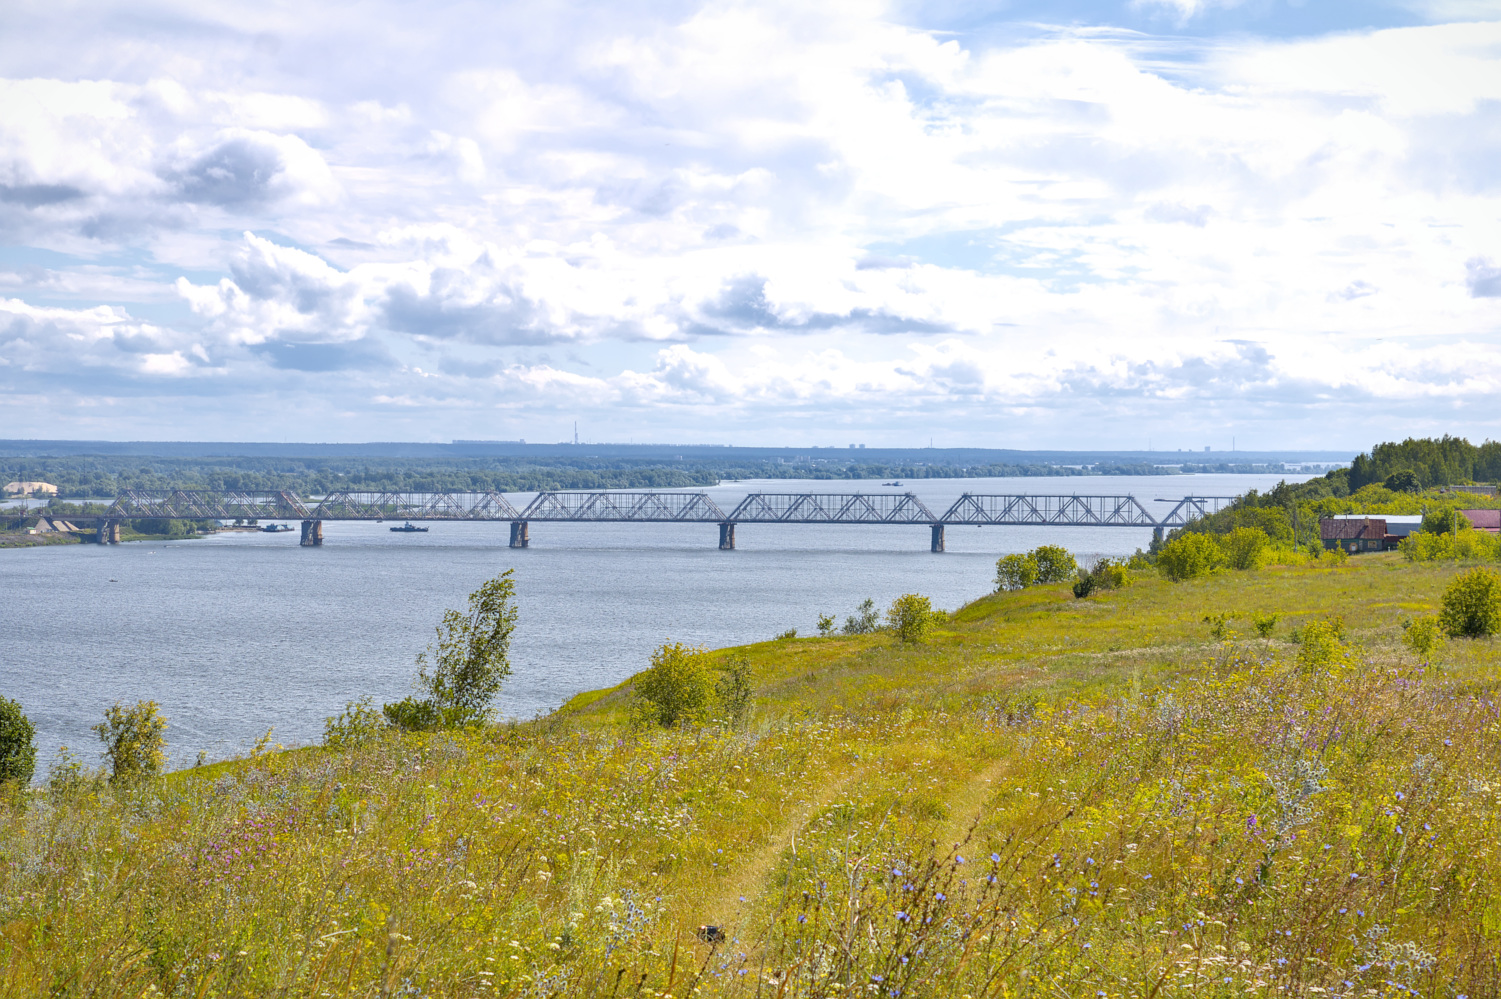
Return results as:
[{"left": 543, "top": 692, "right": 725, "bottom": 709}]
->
[
  {"left": 990, "top": 853, "right": 1000, "bottom": 863},
  {"left": 955, "top": 855, "right": 965, "bottom": 864},
  {"left": 895, "top": 912, "right": 909, "bottom": 922}
]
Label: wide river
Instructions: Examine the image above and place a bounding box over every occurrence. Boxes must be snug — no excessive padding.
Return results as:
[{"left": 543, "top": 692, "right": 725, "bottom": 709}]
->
[{"left": 2, "top": 473, "right": 1310, "bottom": 768}]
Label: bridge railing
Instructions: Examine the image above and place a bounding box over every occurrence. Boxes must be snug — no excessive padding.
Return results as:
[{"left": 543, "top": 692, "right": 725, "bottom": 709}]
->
[
  {"left": 939, "top": 494, "right": 1159, "bottom": 527},
  {"left": 310, "top": 491, "right": 523, "bottom": 521},
  {"left": 726, "top": 492, "right": 939, "bottom": 524},
  {"left": 520, "top": 491, "right": 728, "bottom": 522},
  {"left": 108, "top": 489, "right": 310, "bottom": 520}
]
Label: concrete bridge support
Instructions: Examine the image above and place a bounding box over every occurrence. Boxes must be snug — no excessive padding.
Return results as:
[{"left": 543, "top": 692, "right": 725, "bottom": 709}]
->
[
  {"left": 719, "top": 522, "right": 736, "bottom": 550},
  {"left": 300, "top": 520, "right": 323, "bottom": 546},
  {"left": 930, "top": 524, "right": 945, "bottom": 553},
  {"left": 97, "top": 520, "right": 121, "bottom": 544},
  {"left": 509, "top": 521, "right": 529, "bottom": 548}
]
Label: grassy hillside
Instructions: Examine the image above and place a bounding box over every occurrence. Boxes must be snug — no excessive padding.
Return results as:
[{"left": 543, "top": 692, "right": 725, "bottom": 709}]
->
[{"left": 3, "top": 554, "right": 1500, "bottom": 997}]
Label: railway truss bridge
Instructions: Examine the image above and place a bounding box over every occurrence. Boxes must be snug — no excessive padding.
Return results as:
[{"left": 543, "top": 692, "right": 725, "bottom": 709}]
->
[{"left": 94, "top": 489, "right": 1238, "bottom": 551}]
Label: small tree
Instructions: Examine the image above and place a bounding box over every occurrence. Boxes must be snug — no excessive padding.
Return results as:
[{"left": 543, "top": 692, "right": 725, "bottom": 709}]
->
[
  {"left": 385, "top": 570, "right": 518, "bottom": 730},
  {"left": 1157, "top": 533, "right": 1226, "bottom": 581},
  {"left": 995, "top": 553, "right": 1038, "bottom": 592},
  {"left": 1439, "top": 567, "right": 1501, "bottom": 638},
  {"left": 1296, "top": 619, "right": 1346, "bottom": 672},
  {"left": 0, "top": 695, "right": 37, "bottom": 787},
  {"left": 1252, "top": 612, "right": 1280, "bottom": 638},
  {"left": 324, "top": 697, "right": 388, "bottom": 749},
  {"left": 887, "top": 593, "right": 936, "bottom": 643},
  {"left": 93, "top": 700, "right": 167, "bottom": 782},
  {"left": 633, "top": 642, "right": 716, "bottom": 728},
  {"left": 1031, "top": 545, "right": 1076, "bottom": 583},
  {"left": 1219, "top": 526, "right": 1272, "bottom": 570},
  {"left": 1384, "top": 470, "right": 1421, "bottom": 493},
  {"left": 842, "top": 598, "right": 880, "bottom": 635},
  {"left": 816, "top": 613, "right": 836, "bottom": 636},
  {"left": 715, "top": 654, "right": 754, "bottom": 726}
]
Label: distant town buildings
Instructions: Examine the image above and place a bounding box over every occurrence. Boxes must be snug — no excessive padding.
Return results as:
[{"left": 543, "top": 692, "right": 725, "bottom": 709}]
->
[{"left": 3, "top": 480, "right": 57, "bottom": 496}]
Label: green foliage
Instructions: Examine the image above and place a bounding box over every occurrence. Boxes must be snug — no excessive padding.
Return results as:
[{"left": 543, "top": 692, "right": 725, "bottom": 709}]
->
[
  {"left": 1156, "top": 532, "right": 1226, "bottom": 581},
  {"left": 1072, "top": 558, "right": 1129, "bottom": 599},
  {"left": 816, "top": 613, "right": 836, "bottom": 636},
  {"left": 384, "top": 570, "right": 517, "bottom": 730},
  {"left": 1071, "top": 575, "right": 1094, "bottom": 599},
  {"left": 1402, "top": 528, "right": 1501, "bottom": 563},
  {"left": 0, "top": 696, "right": 37, "bottom": 787},
  {"left": 775, "top": 628, "right": 798, "bottom": 640},
  {"left": 1218, "top": 526, "right": 1272, "bottom": 569},
  {"left": 994, "top": 553, "right": 1038, "bottom": 591},
  {"left": 1383, "top": 469, "right": 1422, "bottom": 492},
  {"left": 886, "top": 593, "right": 937, "bottom": 643},
  {"left": 1402, "top": 616, "right": 1444, "bottom": 657},
  {"left": 1031, "top": 545, "right": 1076, "bottom": 582},
  {"left": 996, "top": 545, "right": 1077, "bottom": 591},
  {"left": 842, "top": 598, "right": 880, "bottom": 635},
  {"left": 1439, "top": 567, "right": 1501, "bottom": 638},
  {"left": 1201, "top": 613, "right": 1236, "bottom": 641},
  {"left": 1321, "top": 543, "right": 1349, "bottom": 566},
  {"left": 1252, "top": 612, "right": 1280, "bottom": 638},
  {"left": 1348, "top": 434, "right": 1501, "bottom": 491},
  {"left": 632, "top": 642, "right": 717, "bottom": 728},
  {"left": 92, "top": 701, "right": 167, "bottom": 783},
  {"left": 45, "top": 746, "right": 104, "bottom": 800},
  {"left": 1296, "top": 617, "right": 1347, "bottom": 672},
  {"left": 714, "top": 655, "right": 754, "bottom": 726},
  {"left": 1420, "top": 507, "right": 1468, "bottom": 536},
  {"left": 323, "top": 697, "right": 388, "bottom": 749}
]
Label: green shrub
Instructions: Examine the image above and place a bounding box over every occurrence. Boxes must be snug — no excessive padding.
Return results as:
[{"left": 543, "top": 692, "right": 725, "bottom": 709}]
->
[
  {"left": 1421, "top": 507, "right": 1467, "bottom": 536},
  {"left": 0, "top": 695, "right": 36, "bottom": 787},
  {"left": 714, "top": 654, "right": 754, "bottom": 726},
  {"left": 93, "top": 700, "right": 167, "bottom": 783},
  {"left": 1073, "top": 558, "right": 1129, "bottom": 599},
  {"left": 633, "top": 642, "right": 717, "bottom": 728},
  {"left": 323, "top": 697, "right": 388, "bottom": 748},
  {"left": 1439, "top": 567, "right": 1501, "bottom": 638},
  {"left": 816, "top": 613, "right": 836, "bottom": 636},
  {"left": 1218, "top": 526, "right": 1272, "bottom": 570},
  {"left": 1071, "top": 575, "right": 1094, "bottom": 599},
  {"left": 1401, "top": 529, "right": 1501, "bottom": 563},
  {"left": 45, "top": 747, "right": 104, "bottom": 800},
  {"left": 995, "top": 553, "right": 1038, "bottom": 591},
  {"left": 1157, "top": 532, "right": 1226, "bottom": 581},
  {"left": 1032, "top": 545, "right": 1077, "bottom": 583},
  {"left": 1296, "top": 618, "right": 1347, "bottom": 672},
  {"left": 842, "top": 598, "right": 880, "bottom": 634},
  {"left": 1252, "top": 612, "right": 1279, "bottom": 638},
  {"left": 385, "top": 570, "right": 517, "bottom": 730},
  {"left": 1402, "top": 616, "right": 1444, "bottom": 657},
  {"left": 887, "top": 593, "right": 937, "bottom": 643},
  {"left": 1384, "top": 470, "right": 1421, "bottom": 492},
  {"left": 1202, "top": 613, "right": 1237, "bottom": 641}
]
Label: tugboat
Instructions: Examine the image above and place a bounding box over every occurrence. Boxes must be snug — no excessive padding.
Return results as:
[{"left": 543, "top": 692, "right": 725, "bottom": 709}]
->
[
  {"left": 260, "top": 523, "right": 293, "bottom": 533},
  {"left": 389, "top": 521, "right": 429, "bottom": 533}
]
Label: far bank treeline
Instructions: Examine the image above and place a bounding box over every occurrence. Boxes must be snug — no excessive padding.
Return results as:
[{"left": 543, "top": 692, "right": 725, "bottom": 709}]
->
[
  {"left": 6, "top": 454, "right": 1277, "bottom": 499},
  {"left": 1166, "top": 435, "right": 1501, "bottom": 552}
]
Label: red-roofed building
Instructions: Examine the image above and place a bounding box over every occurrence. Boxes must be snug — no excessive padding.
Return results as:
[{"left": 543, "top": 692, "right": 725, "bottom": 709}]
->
[
  {"left": 1460, "top": 509, "right": 1501, "bottom": 534},
  {"left": 1320, "top": 517, "right": 1390, "bottom": 552}
]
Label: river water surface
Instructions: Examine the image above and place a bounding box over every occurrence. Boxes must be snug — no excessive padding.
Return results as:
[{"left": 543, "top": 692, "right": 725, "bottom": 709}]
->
[{"left": 0, "top": 473, "right": 1310, "bottom": 768}]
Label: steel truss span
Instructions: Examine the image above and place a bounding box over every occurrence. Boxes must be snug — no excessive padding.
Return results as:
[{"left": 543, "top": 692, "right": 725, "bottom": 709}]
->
[{"left": 99, "top": 489, "right": 1241, "bottom": 548}]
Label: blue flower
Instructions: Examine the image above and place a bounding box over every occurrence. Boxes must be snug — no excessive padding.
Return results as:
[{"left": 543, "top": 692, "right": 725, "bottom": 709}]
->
[
  {"left": 990, "top": 853, "right": 1000, "bottom": 863},
  {"left": 955, "top": 855, "right": 965, "bottom": 864}
]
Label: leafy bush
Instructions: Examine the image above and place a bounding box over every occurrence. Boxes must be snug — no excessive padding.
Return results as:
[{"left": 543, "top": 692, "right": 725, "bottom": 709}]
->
[
  {"left": 1401, "top": 529, "right": 1501, "bottom": 563},
  {"left": 842, "top": 598, "right": 880, "bottom": 635},
  {"left": 385, "top": 570, "right": 517, "bottom": 731},
  {"left": 323, "top": 697, "right": 388, "bottom": 749},
  {"left": 775, "top": 628, "right": 797, "bottom": 640},
  {"left": 887, "top": 593, "right": 937, "bottom": 643},
  {"left": 93, "top": 701, "right": 167, "bottom": 782},
  {"left": 1296, "top": 618, "right": 1347, "bottom": 672},
  {"left": 1252, "top": 612, "right": 1279, "bottom": 638},
  {"left": 1439, "top": 567, "right": 1501, "bottom": 637},
  {"left": 995, "top": 553, "right": 1038, "bottom": 591},
  {"left": 1071, "top": 575, "right": 1094, "bottom": 599},
  {"left": 816, "top": 613, "right": 836, "bottom": 636},
  {"left": 1218, "top": 526, "right": 1272, "bottom": 570},
  {"left": 1321, "top": 543, "right": 1349, "bottom": 566},
  {"left": 1420, "top": 507, "right": 1467, "bottom": 536},
  {"left": 1202, "top": 613, "right": 1236, "bottom": 640},
  {"left": 714, "top": 654, "right": 754, "bottom": 726},
  {"left": 1402, "top": 616, "right": 1444, "bottom": 657},
  {"left": 45, "top": 746, "right": 104, "bottom": 800},
  {"left": 1031, "top": 545, "right": 1076, "bottom": 582},
  {"left": 1156, "top": 532, "right": 1225, "bottom": 581},
  {"left": 633, "top": 642, "right": 717, "bottom": 728},
  {"left": 0, "top": 695, "right": 36, "bottom": 787},
  {"left": 1072, "top": 558, "right": 1129, "bottom": 599},
  {"left": 996, "top": 546, "right": 1077, "bottom": 591},
  {"left": 1384, "top": 469, "right": 1421, "bottom": 492}
]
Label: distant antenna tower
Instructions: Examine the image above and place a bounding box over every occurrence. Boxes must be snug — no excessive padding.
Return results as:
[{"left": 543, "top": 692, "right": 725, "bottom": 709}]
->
[{"left": 574, "top": 421, "right": 579, "bottom": 445}]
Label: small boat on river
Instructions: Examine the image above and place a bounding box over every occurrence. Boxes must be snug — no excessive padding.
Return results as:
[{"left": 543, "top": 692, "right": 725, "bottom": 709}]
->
[
  {"left": 260, "top": 523, "right": 293, "bottom": 533},
  {"left": 390, "top": 522, "right": 429, "bottom": 533}
]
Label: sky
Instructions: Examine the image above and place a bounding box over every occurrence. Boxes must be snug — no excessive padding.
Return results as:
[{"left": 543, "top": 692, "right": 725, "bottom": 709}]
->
[{"left": 1, "top": 0, "right": 1500, "bottom": 449}]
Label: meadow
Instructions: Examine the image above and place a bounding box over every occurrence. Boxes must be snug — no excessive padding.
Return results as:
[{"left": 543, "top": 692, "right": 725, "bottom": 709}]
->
[{"left": 2, "top": 552, "right": 1499, "bottom": 998}]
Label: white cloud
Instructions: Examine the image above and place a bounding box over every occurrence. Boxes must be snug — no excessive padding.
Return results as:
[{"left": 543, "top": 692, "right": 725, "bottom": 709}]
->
[{"left": 0, "top": 0, "right": 1498, "bottom": 444}]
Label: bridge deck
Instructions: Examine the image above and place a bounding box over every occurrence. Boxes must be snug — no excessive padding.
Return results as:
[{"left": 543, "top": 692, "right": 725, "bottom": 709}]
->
[{"left": 102, "top": 489, "right": 1236, "bottom": 527}]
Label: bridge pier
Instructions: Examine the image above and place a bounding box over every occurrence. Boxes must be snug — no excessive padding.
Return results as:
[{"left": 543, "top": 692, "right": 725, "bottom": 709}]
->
[
  {"left": 300, "top": 519, "right": 323, "bottom": 546},
  {"left": 509, "top": 521, "right": 529, "bottom": 548},
  {"left": 97, "top": 519, "right": 121, "bottom": 544},
  {"left": 719, "top": 522, "right": 735, "bottom": 550},
  {"left": 1152, "top": 526, "right": 1164, "bottom": 545},
  {"left": 930, "top": 524, "right": 945, "bottom": 553}
]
